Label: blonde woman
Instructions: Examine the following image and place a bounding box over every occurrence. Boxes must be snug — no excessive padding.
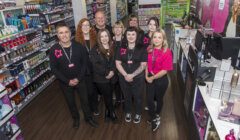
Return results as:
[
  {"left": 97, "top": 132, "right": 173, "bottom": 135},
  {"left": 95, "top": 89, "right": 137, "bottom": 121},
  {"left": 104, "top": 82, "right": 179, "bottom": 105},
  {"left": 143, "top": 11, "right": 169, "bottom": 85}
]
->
[
  {"left": 145, "top": 29, "right": 173, "bottom": 131},
  {"left": 112, "top": 21, "right": 125, "bottom": 107}
]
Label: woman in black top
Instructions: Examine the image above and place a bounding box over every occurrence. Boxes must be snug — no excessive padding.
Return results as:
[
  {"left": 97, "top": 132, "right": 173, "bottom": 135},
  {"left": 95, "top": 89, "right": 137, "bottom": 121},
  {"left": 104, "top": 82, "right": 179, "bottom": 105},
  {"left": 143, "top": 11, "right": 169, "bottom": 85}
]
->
[
  {"left": 112, "top": 21, "right": 125, "bottom": 107},
  {"left": 89, "top": 29, "right": 117, "bottom": 122},
  {"left": 116, "top": 27, "right": 147, "bottom": 124},
  {"left": 75, "top": 18, "right": 100, "bottom": 115},
  {"left": 143, "top": 17, "right": 160, "bottom": 48}
]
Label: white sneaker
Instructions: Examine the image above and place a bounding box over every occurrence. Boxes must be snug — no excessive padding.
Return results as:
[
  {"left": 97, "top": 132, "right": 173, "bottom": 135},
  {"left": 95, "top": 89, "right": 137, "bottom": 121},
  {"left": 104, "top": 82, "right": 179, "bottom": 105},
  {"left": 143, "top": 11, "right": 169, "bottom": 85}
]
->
[
  {"left": 125, "top": 113, "right": 131, "bottom": 122},
  {"left": 133, "top": 114, "right": 141, "bottom": 124}
]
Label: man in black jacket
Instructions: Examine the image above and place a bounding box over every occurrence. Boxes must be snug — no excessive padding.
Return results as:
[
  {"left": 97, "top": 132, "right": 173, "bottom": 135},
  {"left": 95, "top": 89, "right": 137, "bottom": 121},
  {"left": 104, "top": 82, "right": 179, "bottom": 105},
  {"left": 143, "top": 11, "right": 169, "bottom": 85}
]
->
[{"left": 49, "top": 23, "right": 98, "bottom": 129}]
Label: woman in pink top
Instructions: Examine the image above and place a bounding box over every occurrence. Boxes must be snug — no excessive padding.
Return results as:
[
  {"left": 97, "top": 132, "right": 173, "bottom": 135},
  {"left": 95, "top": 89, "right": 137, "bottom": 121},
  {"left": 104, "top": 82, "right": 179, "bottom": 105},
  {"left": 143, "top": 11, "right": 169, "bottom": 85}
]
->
[{"left": 145, "top": 29, "right": 173, "bottom": 131}]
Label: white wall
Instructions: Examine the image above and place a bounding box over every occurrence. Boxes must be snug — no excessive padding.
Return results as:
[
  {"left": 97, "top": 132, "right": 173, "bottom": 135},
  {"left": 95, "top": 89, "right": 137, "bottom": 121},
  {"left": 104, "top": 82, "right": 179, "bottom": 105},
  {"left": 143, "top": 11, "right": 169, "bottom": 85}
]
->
[{"left": 72, "top": 0, "right": 87, "bottom": 28}]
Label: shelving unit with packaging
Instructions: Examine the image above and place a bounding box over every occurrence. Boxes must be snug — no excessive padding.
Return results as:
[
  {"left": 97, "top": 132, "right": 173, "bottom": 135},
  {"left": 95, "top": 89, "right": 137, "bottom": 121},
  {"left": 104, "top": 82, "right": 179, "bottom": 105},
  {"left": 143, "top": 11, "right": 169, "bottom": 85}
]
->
[
  {"left": 0, "top": 86, "right": 23, "bottom": 139},
  {"left": 137, "top": 0, "right": 161, "bottom": 32},
  {"left": 116, "top": 0, "right": 127, "bottom": 21}
]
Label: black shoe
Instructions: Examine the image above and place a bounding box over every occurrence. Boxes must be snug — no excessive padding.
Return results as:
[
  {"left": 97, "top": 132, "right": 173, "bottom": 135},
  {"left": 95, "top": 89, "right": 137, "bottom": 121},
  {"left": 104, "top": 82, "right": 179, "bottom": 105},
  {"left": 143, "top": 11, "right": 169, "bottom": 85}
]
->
[
  {"left": 104, "top": 109, "right": 111, "bottom": 122},
  {"left": 114, "top": 101, "right": 121, "bottom": 108},
  {"left": 73, "top": 119, "right": 79, "bottom": 129},
  {"left": 152, "top": 119, "right": 160, "bottom": 131},
  {"left": 87, "top": 119, "right": 99, "bottom": 128},
  {"left": 110, "top": 111, "right": 118, "bottom": 123}
]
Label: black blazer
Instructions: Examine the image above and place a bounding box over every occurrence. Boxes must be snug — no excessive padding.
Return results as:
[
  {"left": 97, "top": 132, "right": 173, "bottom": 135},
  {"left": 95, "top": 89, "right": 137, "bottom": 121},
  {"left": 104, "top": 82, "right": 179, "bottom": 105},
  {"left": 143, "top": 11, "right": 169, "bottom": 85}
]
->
[{"left": 89, "top": 47, "right": 115, "bottom": 83}]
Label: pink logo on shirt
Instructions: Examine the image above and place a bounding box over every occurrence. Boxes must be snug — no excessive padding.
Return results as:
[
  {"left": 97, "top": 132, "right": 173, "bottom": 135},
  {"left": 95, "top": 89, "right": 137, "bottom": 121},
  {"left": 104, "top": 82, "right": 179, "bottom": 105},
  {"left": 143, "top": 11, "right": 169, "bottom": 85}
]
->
[
  {"left": 143, "top": 37, "right": 149, "bottom": 44},
  {"left": 55, "top": 49, "right": 63, "bottom": 58},
  {"left": 120, "top": 48, "right": 126, "bottom": 55}
]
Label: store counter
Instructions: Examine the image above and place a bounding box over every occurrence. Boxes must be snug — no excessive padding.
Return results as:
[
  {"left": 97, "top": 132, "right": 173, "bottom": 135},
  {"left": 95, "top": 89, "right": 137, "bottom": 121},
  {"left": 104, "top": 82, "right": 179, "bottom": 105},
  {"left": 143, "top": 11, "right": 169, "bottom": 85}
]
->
[{"left": 198, "top": 84, "right": 239, "bottom": 140}]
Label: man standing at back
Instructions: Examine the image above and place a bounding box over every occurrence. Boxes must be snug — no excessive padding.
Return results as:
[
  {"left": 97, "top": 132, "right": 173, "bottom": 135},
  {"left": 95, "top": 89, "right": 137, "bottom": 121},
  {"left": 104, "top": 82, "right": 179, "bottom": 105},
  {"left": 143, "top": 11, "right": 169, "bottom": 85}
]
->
[{"left": 94, "top": 10, "right": 113, "bottom": 36}]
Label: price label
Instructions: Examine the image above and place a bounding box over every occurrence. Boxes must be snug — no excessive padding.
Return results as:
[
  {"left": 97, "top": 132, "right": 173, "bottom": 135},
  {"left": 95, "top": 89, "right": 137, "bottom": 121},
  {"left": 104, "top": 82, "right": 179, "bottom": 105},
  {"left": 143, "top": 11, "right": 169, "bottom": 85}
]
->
[{"left": 219, "top": 0, "right": 225, "bottom": 10}]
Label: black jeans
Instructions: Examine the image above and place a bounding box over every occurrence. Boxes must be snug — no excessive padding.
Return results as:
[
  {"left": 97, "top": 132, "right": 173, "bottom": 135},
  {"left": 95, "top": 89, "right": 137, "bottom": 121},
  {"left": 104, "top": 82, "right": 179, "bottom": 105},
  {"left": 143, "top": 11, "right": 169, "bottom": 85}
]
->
[
  {"left": 146, "top": 74, "right": 169, "bottom": 120},
  {"left": 95, "top": 82, "right": 114, "bottom": 112},
  {"left": 59, "top": 81, "right": 92, "bottom": 121},
  {"left": 113, "top": 80, "right": 124, "bottom": 102},
  {"left": 119, "top": 75, "right": 144, "bottom": 115},
  {"left": 85, "top": 75, "right": 98, "bottom": 112}
]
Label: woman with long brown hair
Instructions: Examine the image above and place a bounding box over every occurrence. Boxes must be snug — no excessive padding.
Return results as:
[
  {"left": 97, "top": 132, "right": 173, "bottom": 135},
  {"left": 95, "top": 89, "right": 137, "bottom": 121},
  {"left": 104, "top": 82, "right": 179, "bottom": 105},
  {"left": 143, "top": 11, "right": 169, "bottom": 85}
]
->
[
  {"left": 75, "top": 18, "right": 99, "bottom": 115},
  {"left": 89, "top": 29, "right": 118, "bottom": 122}
]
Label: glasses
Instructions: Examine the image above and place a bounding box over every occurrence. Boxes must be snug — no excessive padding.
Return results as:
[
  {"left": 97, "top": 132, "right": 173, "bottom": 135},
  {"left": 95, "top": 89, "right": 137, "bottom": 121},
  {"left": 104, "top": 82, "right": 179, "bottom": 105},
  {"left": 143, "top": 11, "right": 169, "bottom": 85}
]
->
[{"left": 82, "top": 25, "right": 90, "bottom": 27}]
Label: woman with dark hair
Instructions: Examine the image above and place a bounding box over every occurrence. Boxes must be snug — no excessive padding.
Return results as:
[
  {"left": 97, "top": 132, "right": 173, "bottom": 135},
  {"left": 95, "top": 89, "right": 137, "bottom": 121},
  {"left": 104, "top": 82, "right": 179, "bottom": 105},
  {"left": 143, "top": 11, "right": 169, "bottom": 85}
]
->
[
  {"left": 89, "top": 29, "right": 118, "bottom": 122},
  {"left": 75, "top": 18, "right": 99, "bottom": 115},
  {"left": 116, "top": 27, "right": 147, "bottom": 124},
  {"left": 143, "top": 17, "right": 160, "bottom": 48},
  {"left": 146, "top": 29, "right": 173, "bottom": 131}
]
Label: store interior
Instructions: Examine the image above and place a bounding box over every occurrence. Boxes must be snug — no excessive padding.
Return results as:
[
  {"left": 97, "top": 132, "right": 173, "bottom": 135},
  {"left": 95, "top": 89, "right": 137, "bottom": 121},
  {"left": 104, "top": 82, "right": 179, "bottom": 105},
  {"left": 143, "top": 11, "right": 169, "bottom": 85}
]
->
[{"left": 0, "top": 0, "right": 240, "bottom": 140}]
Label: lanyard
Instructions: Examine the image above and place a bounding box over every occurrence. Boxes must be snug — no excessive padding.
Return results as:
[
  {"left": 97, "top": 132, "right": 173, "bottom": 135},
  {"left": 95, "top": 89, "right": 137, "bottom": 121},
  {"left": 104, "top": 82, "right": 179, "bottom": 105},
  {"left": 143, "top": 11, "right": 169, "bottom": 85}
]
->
[
  {"left": 127, "top": 48, "right": 134, "bottom": 61},
  {"left": 59, "top": 42, "right": 72, "bottom": 64}
]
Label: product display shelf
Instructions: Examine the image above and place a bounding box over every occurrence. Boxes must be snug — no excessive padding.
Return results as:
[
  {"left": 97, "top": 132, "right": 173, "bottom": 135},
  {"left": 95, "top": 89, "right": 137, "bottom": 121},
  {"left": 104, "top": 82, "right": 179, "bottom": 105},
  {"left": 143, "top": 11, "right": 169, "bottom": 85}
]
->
[
  {"left": 42, "top": 7, "right": 72, "bottom": 15},
  {"left": 0, "top": 88, "right": 8, "bottom": 98},
  {"left": 3, "top": 45, "right": 42, "bottom": 68},
  {"left": 9, "top": 62, "right": 50, "bottom": 98},
  {"left": 198, "top": 84, "right": 239, "bottom": 140},
  {"left": 0, "top": 37, "right": 41, "bottom": 57},
  {"left": 0, "top": 109, "right": 14, "bottom": 126},
  {"left": 0, "top": 27, "right": 42, "bottom": 44},
  {"left": 15, "top": 75, "right": 55, "bottom": 114},
  {"left": 10, "top": 128, "right": 21, "bottom": 140},
  {"left": 48, "top": 15, "right": 73, "bottom": 25}
]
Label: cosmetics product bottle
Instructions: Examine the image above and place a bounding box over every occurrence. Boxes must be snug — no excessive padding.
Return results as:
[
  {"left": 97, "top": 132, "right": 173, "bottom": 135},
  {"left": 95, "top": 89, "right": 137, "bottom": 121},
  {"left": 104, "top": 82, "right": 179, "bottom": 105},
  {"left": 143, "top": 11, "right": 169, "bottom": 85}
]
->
[
  {"left": 225, "top": 129, "right": 236, "bottom": 140},
  {"left": 231, "top": 70, "right": 239, "bottom": 88}
]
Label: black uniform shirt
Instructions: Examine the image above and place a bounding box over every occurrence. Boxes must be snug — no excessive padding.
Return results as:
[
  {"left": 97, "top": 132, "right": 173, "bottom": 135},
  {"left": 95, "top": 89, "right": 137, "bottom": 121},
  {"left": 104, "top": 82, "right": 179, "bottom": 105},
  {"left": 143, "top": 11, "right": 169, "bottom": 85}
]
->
[{"left": 115, "top": 45, "right": 147, "bottom": 76}]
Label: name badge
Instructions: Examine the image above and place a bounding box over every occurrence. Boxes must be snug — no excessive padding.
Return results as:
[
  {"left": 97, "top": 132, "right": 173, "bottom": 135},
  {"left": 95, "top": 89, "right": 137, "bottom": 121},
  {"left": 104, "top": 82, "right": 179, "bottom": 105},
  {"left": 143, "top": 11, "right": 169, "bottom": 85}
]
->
[
  {"left": 68, "top": 63, "right": 75, "bottom": 68},
  {"left": 127, "top": 61, "right": 133, "bottom": 64}
]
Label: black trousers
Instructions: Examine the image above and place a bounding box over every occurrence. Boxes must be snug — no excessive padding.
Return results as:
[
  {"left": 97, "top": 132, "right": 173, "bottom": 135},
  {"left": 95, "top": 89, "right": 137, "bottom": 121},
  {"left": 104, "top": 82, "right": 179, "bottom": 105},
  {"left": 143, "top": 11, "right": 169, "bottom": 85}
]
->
[
  {"left": 59, "top": 81, "right": 92, "bottom": 121},
  {"left": 119, "top": 75, "right": 144, "bottom": 115},
  {"left": 85, "top": 75, "right": 98, "bottom": 112},
  {"left": 146, "top": 74, "right": 169, "bottom": 120},
  {"left": 95, "top": 82, "right": 114, "bottom": 112},
  {"left": 113, "top": 79, "right": 124, "bottom": 102}
]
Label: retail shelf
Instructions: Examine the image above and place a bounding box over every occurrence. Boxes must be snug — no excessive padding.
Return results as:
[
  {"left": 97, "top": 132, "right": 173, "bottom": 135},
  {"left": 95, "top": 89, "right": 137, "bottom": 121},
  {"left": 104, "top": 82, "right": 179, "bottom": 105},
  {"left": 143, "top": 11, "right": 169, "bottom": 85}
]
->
[
  {"left": 0, "top": 27, "right": 41, "bottom": 44},
  {"left": 48, "top": 15, "right": 73, "bottom": 25},
  {"left": 9, "top": 68, "right": 51, "bottom": 98},
  {"left": 15, "top": 76, "right": 55, "bottom": 114},
  {"left": 0, "top": 110, "right": 14, "bottom": 126},
  {"left": 3, "top": 46, "right": 42, "bottom": 68},
  {"left": 41, "top": 40, "right": 57, "bottom": 51},
  {"left": 0, "top": 37, "right": 42, "bottom": 57},
  {"left": 0, "top": 6, "right": 23, "bottom": 12},
  {"left": 10, "top": 128, "right": 21, "bottom": 140},
  {"left": 42, "top": 7, "right": 72, "bottom": 15},
  {"left": 26, "top": 57, "right": 49, "bottom": 71},
  {"left": 0, "top": 89, "right": 8, "bottom": 99},
  {"left": 3, "top": 57, "right": 49, "bottom": 87},
  {"left": 28, "top": 14, "right": 40, "bottom": 16}
]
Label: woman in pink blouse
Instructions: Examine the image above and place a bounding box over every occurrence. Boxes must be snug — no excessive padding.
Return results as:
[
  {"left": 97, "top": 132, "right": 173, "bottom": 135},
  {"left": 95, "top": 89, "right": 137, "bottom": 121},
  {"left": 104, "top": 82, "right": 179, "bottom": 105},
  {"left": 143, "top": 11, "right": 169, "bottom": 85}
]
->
[{"left": 145, "top": 29, "right": 173, "bottom": 131}]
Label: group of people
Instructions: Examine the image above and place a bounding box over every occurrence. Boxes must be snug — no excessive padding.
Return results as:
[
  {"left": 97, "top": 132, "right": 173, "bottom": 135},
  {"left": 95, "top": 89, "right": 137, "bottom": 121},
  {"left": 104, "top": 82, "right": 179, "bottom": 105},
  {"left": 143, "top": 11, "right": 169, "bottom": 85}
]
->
[{"left": 49, "top": 10, "right": 173, "bottom": 132}]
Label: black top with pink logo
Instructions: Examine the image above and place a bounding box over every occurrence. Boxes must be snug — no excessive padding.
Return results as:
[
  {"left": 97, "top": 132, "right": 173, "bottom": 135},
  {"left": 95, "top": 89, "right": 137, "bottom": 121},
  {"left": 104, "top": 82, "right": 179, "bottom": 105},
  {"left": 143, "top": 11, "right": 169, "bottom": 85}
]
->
[
  {"left": 115, "top": 45, "right": 147, "bottom": 76},
  {"left": 49, "top": 41, "right": 87, "bottom": 85}
]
